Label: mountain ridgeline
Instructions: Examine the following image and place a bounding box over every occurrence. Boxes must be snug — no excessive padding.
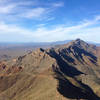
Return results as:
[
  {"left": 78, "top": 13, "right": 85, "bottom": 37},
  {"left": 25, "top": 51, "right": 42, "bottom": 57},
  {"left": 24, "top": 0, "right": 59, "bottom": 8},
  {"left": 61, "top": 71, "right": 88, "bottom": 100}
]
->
[{"left": 0, "top": 39, "right": 100, "bottom": 100}]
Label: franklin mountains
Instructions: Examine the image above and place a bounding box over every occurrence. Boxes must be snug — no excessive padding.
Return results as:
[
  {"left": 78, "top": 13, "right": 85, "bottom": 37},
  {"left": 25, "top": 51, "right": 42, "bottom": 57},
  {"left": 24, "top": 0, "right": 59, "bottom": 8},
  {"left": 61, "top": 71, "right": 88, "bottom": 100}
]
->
[{"left": 0, "top": 39, "right": 100, "bottom": 100}]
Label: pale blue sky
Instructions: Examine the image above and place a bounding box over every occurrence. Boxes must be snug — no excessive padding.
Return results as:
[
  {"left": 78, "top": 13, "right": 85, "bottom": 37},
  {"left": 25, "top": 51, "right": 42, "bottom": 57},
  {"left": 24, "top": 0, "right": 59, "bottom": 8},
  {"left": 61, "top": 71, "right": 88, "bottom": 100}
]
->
[{"left": 0, "top": 0, "right": 100, "bottom": 43}]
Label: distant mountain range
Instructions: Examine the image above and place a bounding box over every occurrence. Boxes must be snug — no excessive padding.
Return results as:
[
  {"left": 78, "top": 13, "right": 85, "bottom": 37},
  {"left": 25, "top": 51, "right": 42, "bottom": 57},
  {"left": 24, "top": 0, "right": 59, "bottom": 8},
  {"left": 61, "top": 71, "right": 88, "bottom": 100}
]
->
[
  {"left": 0, "top": 39, "right": 100, "bottom": 61},
  {"left": 0, "top": 39, "right": 99, "bottom": 47}
]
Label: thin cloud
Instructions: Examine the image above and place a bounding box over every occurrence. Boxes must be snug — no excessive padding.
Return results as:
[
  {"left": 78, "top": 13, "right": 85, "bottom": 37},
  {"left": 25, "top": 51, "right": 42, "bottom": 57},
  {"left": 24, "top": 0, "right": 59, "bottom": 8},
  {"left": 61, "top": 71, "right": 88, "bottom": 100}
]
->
[
  {"left": 0, "top": 15, "right": 100, "bottom": 42},
  {"left": 0, "top": 0, "right": 64, "bottom": 21},
  {"left": 52, "top": 2, "right": 64, "bottom": 7},
  {"left": 19, "top": 7, "right": 46, "bottom": 18},
  {"left": 0, "top": 4, "right": 15, "bottom": 14}
]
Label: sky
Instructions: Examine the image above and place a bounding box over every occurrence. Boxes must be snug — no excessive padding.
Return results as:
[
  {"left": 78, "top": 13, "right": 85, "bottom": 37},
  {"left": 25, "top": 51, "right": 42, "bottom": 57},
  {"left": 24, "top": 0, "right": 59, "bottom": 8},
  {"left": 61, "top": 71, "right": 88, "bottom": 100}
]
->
[{"left": 0, "top": 0, "right": 100, "bottom": 43}]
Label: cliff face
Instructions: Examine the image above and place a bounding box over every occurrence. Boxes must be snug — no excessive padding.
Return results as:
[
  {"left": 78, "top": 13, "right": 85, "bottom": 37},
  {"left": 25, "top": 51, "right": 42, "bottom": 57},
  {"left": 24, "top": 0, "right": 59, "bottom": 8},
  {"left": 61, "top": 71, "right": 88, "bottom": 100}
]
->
[{"left": 0, "top": 39, "right": 100, "bottom": 100}]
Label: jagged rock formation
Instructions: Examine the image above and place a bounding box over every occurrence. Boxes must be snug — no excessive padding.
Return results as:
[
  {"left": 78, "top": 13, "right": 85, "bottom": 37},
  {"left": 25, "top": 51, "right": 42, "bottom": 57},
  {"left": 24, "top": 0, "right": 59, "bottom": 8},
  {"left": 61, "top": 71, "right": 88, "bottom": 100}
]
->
[{"left": 0, "top": 39, "right": 100, "bottom": 100}]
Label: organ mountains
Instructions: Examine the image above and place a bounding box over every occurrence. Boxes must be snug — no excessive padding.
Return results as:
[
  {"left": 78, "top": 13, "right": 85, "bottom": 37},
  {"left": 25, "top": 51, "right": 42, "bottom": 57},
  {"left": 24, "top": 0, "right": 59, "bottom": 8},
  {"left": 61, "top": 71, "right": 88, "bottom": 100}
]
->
[{"left": 0, "top": 39, "right": 100, "bottom": 100}]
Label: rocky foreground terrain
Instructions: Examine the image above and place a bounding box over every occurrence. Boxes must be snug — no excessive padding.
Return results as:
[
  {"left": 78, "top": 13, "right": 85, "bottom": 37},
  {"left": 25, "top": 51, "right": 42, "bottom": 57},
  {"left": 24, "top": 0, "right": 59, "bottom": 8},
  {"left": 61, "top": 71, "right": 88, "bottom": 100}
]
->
[{"left": 0, "top": 39, "right": 100, "bottom": 100}]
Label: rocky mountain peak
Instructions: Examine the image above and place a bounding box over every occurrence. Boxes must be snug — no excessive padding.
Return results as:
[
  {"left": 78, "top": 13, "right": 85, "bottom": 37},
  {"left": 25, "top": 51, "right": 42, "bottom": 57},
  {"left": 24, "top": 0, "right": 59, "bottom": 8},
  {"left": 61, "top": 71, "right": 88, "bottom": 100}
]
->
[{"left": 72, "top": 38, "right": 88, "bottom": 46}]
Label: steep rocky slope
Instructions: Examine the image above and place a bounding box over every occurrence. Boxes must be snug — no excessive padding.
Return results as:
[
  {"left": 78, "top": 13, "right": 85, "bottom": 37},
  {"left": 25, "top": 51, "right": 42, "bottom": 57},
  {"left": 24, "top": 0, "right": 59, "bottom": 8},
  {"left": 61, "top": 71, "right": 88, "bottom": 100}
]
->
[{"left": 0, "top": 39, "right": 100, "bottom": 100}]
